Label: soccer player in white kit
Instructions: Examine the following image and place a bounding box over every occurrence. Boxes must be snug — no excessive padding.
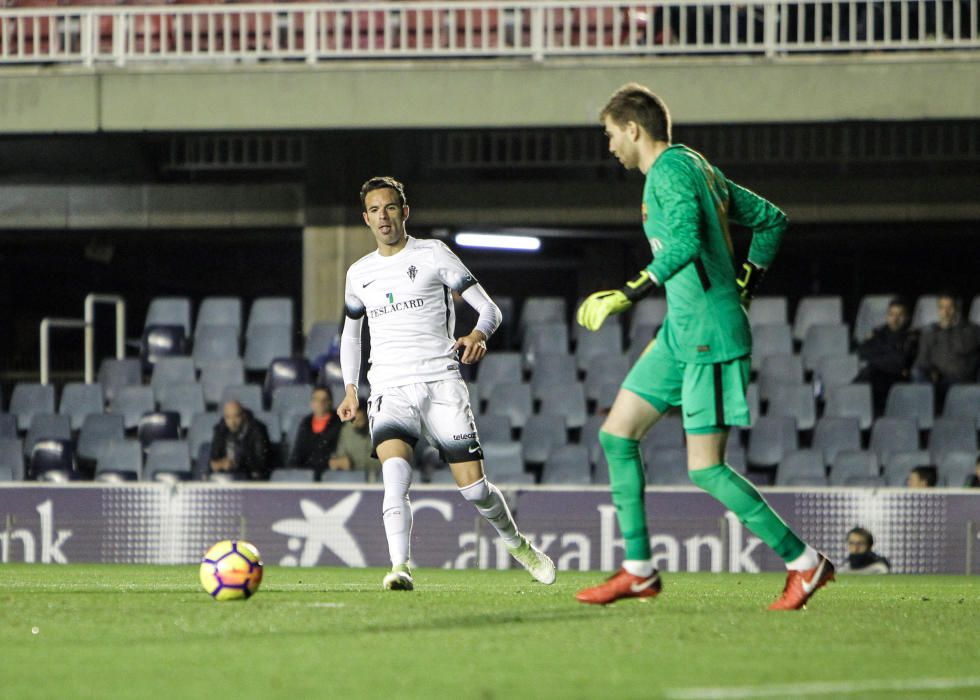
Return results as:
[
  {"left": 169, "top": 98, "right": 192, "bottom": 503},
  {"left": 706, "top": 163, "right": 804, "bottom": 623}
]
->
[{"left": 337, "top": 176, "right": 556, "bottom": 591}]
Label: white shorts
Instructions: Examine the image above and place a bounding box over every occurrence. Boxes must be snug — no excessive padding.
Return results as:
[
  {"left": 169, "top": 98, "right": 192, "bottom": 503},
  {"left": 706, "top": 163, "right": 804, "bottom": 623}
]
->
[{"left": 367, "top": 379, "right": 483, "bottom": 464}]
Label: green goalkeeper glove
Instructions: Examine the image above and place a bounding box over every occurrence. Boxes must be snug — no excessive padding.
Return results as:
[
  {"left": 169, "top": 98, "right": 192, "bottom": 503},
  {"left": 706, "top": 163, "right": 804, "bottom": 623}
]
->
[
  {"left": 735, "top": 261, "right": 765, "bottom": 310},
  {"left": 577, "top": 270, "right": 656, "bottom": 331}
]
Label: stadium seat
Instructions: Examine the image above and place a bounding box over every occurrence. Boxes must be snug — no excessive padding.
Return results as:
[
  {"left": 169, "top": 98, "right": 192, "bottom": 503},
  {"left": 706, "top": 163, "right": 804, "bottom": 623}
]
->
[
  {"left": 188, "top": 412, "right": 219, "bottom": 458},
  {"left": 521, "top": 413, "right": 567, "bottom": 463},
  {"left": 841, "top": 475, "right": 886, "bottom": 488},
  {"left": 927, "top": 417, "right": 977, "bottom": 463},
  {"left": 247, "top": 297, "right": 294, "bottom": 337},
  {"left": 255, "top": 411, "right": 283, "bottom": 445},
  {"left": 629, "top": 297, "right": 667, "bottom": 335},
  {"left": 96, "top": 440, "right": 143, "bottom": 481},
  {"left": 157, "top": 383, "right": 205, "bottom": 430},
  {"left": 220, "top": 384, "right": 264, "bottom": 414},
  {"left": 814, "top": 354, "right": 859, "bottom": 394},
  {"left": 145, "top": 297, "right": 192, "bottom": 337},
  {"left": 476, "top": 414, "right": 513, "bottom": 447},
  {"left": 644, "top": 446, "right": 689, "bottom": 486},
  {"left": 541, "top": 445, "right": 591, "bottom": 484},
  {"left": 644, "top": 414, "right": 684, "bottom": 449},
  {"left": 304, "top": 321, "right": 340, "bottom": 364},
  {"left": 747, "top": 416, "right": 798, "bottom": 467},
  {"left": 776, "top": 450, "right": 826, "bottom": 486},
  {"left": 911, "top": 295, "right": 940, "bottom": 329},
  {"left": 746, "top": 383, "right": 760, "bottom": 427},
  {"left": 519, "top": 297, "right": 565, "bottom": 335},
  {"left": 594, "top": 381, "right": 621, "bottom": 415},
  {"left": 938, "top": 451, "right": 977, "bottom": 488},
  {"left": 0, "top": 414, "right": 17, "bottom": 439},
  {"left": 829, "top": 450, "right": 880, "bottom": 486},
  {"left": 812, "top": 416, "right": 862, "bottom": 465},
  {"left": 522, "top": 322, "right": 569, "bottom": 368},
  {"left": 58, "top": 382, "right": 105, "bottom": 431},
  {"left": 792, "top": 296, "right": 843, "bottom": 342},
  {"left": 942, "top": 384, "right": 980, "bottom": 425},
  {"left": 145, "top": 440, "right": 192, "bottom": 481},
  {"left": 969, "top": 295, "right": 980, "bottom": 326},
  {"left": 200, "top": 359, "right": 245, "bottom": 406},
  {"left": 465, "top": 382, "right": 480, "bottom": 413},
  {"left": 884, "top": 384, "right": 934, "bottom": 430},
  {"left": 584, "top": 354, "right": 630, "bottom": 402},
  {"left": 757, "top": 354, "right": 804, "bottom": 401},
  {"left": 24, "top": 413, "right": 71, "bottom": 458},
  {"left": 263, "top": 357, "right": 313, "bottom": 403},
  {"left": 140, "top": 325, "right": 188, "bottom": 370},
  {"left": 320, "top": 470, "right": 367, "bottom": 484},
  {"left": 751, "top": 324, "right": 793, "bottom": 370},
  {"left": 77, "top": 414, "right": 125, "bottom": 466},
  {"left": 270, "top": 468, "right": 315, "bottom": 483},
  {"left": 98, "top": 358, "right": 142, "bottom": 405},
  {"left": 477, "top": 352, "right": 523, "bottom": 401},
  {"left": 883, "top": 450, "right": 931, "bottom": 486},
  {"left": 195, "top": 297, "right": 242, "bottom": 338},
  {"left": 767, "top": 383, "right": 817, "bottom": 431},
  {"left": 582, "top": 414, "right": 604, "bottom": 466},
  {"left": 30, "top": 438, "right": 76, "bottom": 480},
  {"left": 271, "top": 384, "right": 312, "bottom": 423},
  {"left": 869, "top": 417, "right": 919, "bottom": 461},
  {"left": 824, "top": 383, "right": 874, "bottom": 430},
  {"left": 150, "top": 357, "right": 196, "bottom": 393},
  {"left": 0, "top": 439, "right": 25, "bottom": 482},
  {"left": 482, "top": 442, "right": 525, "bottom": 478},
  {"left": 0, "top": 465, "right": 12, "bottom": 482},
  {"left": 137, "top": 411, "right": 181, "bottom": 450},
  {"left": 801, "top": 323, "right": 849, "bottom": 372},
  {"left": 537, "top": 383, "right": 587, "bottom": 429},
  {"left": 727, "top": 442, "right": 748, "bottom": 474},
  {"left": 10, "top": 383, "right": 55, "bottom": 432},
  {"left": 854, "top": 294, "right": 896, "bottom": 342},
  {"left": 244, "top": 324, "right": 293, "bottom": 372},
  {"left": 629, "top": 324, "right": 659, "bottom": 360},
  {"left": 486, "top": 383, "right": 533, "bottom": 427},
  {"left": 748, "top": 296, "right": 788, "bottom": 326},
  {"left": 574, "top": 323, "right": 623, "bottom": 372},
  {"left": 495, "top": 472, "right": 536, "bottom": 486},
  {"left": 192, "top": 325, "right": 240, "bottom": 369}
]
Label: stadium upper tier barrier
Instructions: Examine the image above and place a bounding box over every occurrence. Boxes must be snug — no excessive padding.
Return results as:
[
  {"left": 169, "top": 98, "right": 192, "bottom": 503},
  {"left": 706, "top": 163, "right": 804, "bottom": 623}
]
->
[{"left": 0, "top": 0, "right": 977, "bottom": 67}]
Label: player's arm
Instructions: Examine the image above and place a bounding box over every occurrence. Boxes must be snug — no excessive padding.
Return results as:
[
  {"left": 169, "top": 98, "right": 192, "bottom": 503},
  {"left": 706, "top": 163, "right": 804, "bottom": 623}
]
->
[
  {"left": 433, "top": 241, "right": 501, "bottom": 364},
  {"left": 338, "top": 273, "right": 365, "bottom": 422},
  {"left": 726, "top": 177, "right": 788, "bottom": 307}
]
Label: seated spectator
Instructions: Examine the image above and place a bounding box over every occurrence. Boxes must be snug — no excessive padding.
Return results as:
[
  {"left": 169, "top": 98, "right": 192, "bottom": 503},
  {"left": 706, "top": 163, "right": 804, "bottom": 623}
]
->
[
  {"left": 209, "top": 400, "right": 271, "bottom": 480},
  {"left": 907, "top": 465, "right": 937, "bottom": 488},
  {"left": 913, "top": 293, "right": 980, "bottom": 405},
  {"left": 966, "top": 453, "right": 980, "bottom": 488},
  {"left": 328, "top": 399, "right": 381, "bottom": 482},
  {"left": 840, "top": 527, "right": 890, "bottom": 575},
  {"left": 857, "top": 297, "right": 918, "bottom": 415},
  {"left": 288, "top": 387, "right": 342, "bottom": 477}
]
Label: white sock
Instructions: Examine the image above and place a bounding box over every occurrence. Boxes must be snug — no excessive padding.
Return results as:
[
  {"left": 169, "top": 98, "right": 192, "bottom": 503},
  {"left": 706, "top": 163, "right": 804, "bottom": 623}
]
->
[
  {"left": 381, "top": 457, "right": 413, "bottom": 568},
  {"left": 623, "top": 559, "right": 655, "bottom": 577},
  {"left": 458, "top": 478, "right": 523, "bottom": 549},
  {"left": 785, "top": 544, "right": 820, "bottom": 571}
]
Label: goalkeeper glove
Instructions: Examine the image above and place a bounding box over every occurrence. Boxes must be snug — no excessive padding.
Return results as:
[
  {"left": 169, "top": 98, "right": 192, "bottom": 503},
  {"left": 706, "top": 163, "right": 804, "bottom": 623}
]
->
[
  {"left": 735, "top": 261, "right": 765, "bottom": 310},
  {"left": 577, "top": 270, "right": 656, "bottom": 332}
]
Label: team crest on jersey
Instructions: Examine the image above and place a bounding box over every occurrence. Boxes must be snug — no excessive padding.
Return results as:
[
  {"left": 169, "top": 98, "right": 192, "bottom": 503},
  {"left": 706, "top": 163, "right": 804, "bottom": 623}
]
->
[
  {"left": 407, "top": 265, "right": 418, "bottom": 282},
  {"left": 642, "top": 202, "right": 648, "bottom": 222},
  {"left": 386, "top": 292, "right": 394, "bottom": 303}
]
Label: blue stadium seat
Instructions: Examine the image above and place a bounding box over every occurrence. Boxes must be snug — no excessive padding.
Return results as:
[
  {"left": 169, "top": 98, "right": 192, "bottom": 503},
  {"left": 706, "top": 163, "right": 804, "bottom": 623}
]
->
[
  {"left": 188, "top": 412, "right": 219, "bottom": 459},
  {"left": 30, "top": 438, "right": 76, "bottom": 480},
  {"left": 812, "top": 416, "right": 861, "bottom": 465},
  {"left": 201, "top": 359, "right": 245, "bottom": 406},
  {"left": 884, "top": 383, "right": 934, "bottom": 430},
  {"left": 519, "top": 297, "right": 565, "bottom": 336},
  {"left": 869, "top": 417, "right": 919, "bottom": 461},
  {"left": 521, "top": 413, "right": 567, "bottom": 463},
  {"left": 271, "top": 384, "right": 312, "bottom": 423},
  {"left": 145, "top": 440, "right": 192, "bottom": 482},
  {"left": 145, "top": 297, "right": 192, "bottom": 337},
  {"left": 24, "top": 413, "right": 71, "bottom": 458},
  {"left": 883, "top": 450, "right": 931, "bottom": 486},
  {"left": 942, "top": 384, "right": 980, "bottom": 425},
  {"left": 536, "top": 383, "right": 586, "bottom": 430},
  {"left": 157, "top": 383, "right": 205, "bottom": 430},
  {"left": 644, "top": 446, "right": 689, "bottom": 486},
  {"left": 140, "top": 325, "right": 188, "bottom": 370},
  {"left": 0, "top": 414, "right": 17, "bottom": 439},
  {"left": 854, "top": 294, "right": 896, "bottom": 342},
  {"left": 109, "top": 385, "right": 155, "bottom": 430},
  {"left": 263, "top": 357, "right": 313, "bottom": 403},
  {"left": 482, "top": 442, "right": 525, "bottom": 479},
  {"left": 801, "top": 323, "right": 849, "bottom": 372},
  {"left": 219, "top": 384, "right": 264, "bottom": 414},
  {"left": 271, "top": 468, "right": 315, "bottom": 483},
  {"left": 0, "top": 439, "right": 25, "bottom": 482},
  {"left": 477, "top": 352, "right": 523, "bottom": 401},
  {"left": 574, "top": 322, "right": 623, "bottom": 372},
  {"left": 244, "top": 324, "right": 292, "bottom": 372},
  {"left": 927, "top": 417, "right": 977, "bottom": 464},
  {"left": 96, "top": 440, "right": 143, "bottom": 480},
  {"left": 747, "top": 416, "right": 798, "bottom": 467},
  {"left": 541, "top": 445, "right": 591, "bottom": 485},
  {"left": 97, "top": 358, "right": 142, "bottom": 405},
  {"left": 643, "top": 414, "right": 684, "bottom": 449},
  {"left": 629, "top": 296, "right": 667, "bottom": 337},
  {"left": 748, "top": 296, "right": 788, "bottom": 326},
  {"left": 195, "top": 297, "right": 242, "bottom": 338},
  {"left": 522, "top": 322, "right": 569, "bottom": 368},
  {"left": 824, "top": 383, "right": 874, "bottom": 430},
  {"left": 757, "top": 354, "right": 804, "bottom": 401},
  {"left": 192, "top": 325, "right": 240, "bottom": 369},
  {"left": 485, "top": 383, "right": 533, "bottom": 427},
  {"left": 247, "top": 297, "right": 294, "bottom": 337},
  {"left": 938, "top": 451, "right": 977, "bottom": 488},
  {"left": 475, "top": 414, "right": 512, "bottom": 447},
  {"left": 10, "top": 383, "right": 56, "bottom": 432},
  {"left": 776, "top": 450, "right": 826, "bottom": 486},
  {"left": 58, "top": 382, "right": 105, "bottom": 431},
  {"left": 150, "top": 357, "right": 196, "bottom": 392},
  {"left": 814, "top": 354, "right": 859, "bottom": 394},
  {"left": 320, "top": 470, "right": 367, "bottom": 484},
  {"left": 304, "top": 321, "right": 340, "bottom": 365},
  {"left": 970, "top": 295, "right": 980, "bottom": 326},
  {"left": 530, "top": 353, "right": 578, "bottom": 396},
  {"left": 628, "top": 324, "right": 659, "bottom": 361},
  {"left": 751, "top": 323, "right": 793, "bottom": 370},
  {"left": 911, "top": 294, "right": 940, "bottom": 330},
  {"left": 793, "top": 296, "right": 843, "bottom": 342},
  {"left": 78, "top": 414, "right": 125, "bottom": 465},
  {"left": 137, "top": 411, "right": 181, "bottom": 450},
  {"left": 767, "top": 383, "right": 817, "bottom": 431},
  {"left": 584, "top": 354, "right": 630, "bottom": 402}
]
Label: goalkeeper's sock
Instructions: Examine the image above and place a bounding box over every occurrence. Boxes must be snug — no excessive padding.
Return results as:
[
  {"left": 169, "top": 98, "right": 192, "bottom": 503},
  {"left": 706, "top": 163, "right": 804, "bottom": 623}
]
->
[
  {"left": 688, "top": 463, "right": 808, "bottom": 565},
  {"left": 599, "top": 431, "right": 651, "bottom": 562},
  {"left": 381, "top": 457, "right": 414, "bottom": 567},
  {"left": 459, "top": 477, "right": 523, "bottom": 549}
]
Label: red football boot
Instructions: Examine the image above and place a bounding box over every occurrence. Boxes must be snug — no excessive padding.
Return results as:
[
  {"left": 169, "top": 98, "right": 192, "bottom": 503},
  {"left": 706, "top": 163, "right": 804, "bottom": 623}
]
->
[
  {"left": 576, "top": 568, "right": 662, "bottom": 606},
  {"left": 768, "top": 553, "right": 836, "bottom": 611}
]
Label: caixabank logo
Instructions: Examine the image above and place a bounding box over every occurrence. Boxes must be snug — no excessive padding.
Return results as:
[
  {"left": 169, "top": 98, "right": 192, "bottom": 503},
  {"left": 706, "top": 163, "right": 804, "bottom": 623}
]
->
[{"left": 0, "top": 500, "right": 73, "bottom": 563}]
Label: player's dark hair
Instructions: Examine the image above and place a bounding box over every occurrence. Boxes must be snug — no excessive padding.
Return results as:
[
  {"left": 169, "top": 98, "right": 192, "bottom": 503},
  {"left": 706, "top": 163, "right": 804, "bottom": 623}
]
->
[
  {"left": 600, "top": 83, "right": 671, "bottom": 143},
  {"left": 910, "top": 466, "right": 938, "bottom": 487},
  {"left": 847, "top": 527, "right": 874, "bottom": 548},
  {"left": 360, "top": 176, "right": 407, "bottom": 211}
]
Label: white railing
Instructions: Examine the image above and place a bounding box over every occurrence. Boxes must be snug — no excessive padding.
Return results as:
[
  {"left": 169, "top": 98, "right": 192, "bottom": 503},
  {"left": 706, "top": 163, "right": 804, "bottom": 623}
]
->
[{"left": 0, "top": 1, "right": 977, "bottom": 66}]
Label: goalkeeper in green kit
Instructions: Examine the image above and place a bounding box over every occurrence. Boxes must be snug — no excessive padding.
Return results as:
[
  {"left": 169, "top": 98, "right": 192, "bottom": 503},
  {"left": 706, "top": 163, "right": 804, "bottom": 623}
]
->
[{"left": 575, "top": 84, "right": 834, "bottom": 610}]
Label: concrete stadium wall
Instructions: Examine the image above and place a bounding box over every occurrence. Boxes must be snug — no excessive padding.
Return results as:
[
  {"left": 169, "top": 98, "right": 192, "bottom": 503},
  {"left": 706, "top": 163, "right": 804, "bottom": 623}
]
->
[{"left": 1, "top": 54, "right": 978, "bottom": 133}]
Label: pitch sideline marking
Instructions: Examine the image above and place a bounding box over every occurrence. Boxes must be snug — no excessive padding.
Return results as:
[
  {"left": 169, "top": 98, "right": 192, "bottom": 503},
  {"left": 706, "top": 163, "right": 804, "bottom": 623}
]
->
[{"left": 665, "top": 676, "right": 980, "bottom": 699}]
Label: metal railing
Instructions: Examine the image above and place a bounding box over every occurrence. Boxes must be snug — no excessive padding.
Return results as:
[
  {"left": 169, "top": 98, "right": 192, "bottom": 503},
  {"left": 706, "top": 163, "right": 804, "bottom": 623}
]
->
[
  {"left": 1, "top": 1, "right": 977, "bottom": 66},
  {"left": 38, "top": 293, "right": 126, "bottom": 386}
]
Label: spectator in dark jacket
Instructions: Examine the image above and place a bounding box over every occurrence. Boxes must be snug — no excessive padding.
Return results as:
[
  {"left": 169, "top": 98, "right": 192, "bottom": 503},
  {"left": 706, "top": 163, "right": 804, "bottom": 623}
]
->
[
  {"left": 840, "top": 527, "right": 890, "bottom": 575},
  {"left": 209, "top": 400, "right": 271, "bottom": 480},
  {"left": 857, "top": 297, "right": 918, "bottom": 414},
  {"left": 288, "top": 387, "right": 342, "bottom": 477},
  {"left": 967, "top": 453, "right": 980, "bottom": 488},
  {"left": 914, "top": 294, "right": 980, "bottom": 405}
]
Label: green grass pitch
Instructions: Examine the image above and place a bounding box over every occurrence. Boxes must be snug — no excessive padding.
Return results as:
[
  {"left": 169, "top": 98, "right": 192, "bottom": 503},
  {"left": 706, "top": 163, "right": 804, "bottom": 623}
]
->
[{"left": 1, "top": 565, "right": 978, "bottom": 700}]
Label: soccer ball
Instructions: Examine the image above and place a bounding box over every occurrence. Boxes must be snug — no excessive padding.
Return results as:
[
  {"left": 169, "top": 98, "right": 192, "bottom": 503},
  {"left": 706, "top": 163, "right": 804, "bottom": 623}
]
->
[{"left": 199, "top": 539, "right": 264, "bottom": 601}]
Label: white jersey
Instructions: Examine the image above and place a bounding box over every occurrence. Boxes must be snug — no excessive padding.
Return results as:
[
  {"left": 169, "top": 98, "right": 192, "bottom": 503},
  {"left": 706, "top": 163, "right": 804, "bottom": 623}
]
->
[{"left": 343, "top": 236, "right": 485, "bottom": 390}]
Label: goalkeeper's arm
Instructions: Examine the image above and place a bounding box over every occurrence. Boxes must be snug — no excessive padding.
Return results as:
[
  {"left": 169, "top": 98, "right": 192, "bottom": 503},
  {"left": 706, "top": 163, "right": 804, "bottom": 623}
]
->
[{"left": 576, "top": 270, "right": 657, "bottom": 331}]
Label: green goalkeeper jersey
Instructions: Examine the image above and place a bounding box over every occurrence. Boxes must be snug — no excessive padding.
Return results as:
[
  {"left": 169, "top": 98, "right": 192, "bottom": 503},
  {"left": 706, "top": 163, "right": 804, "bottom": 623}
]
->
[{"left": 641, "top": 144, "right": 788, "bottom": 364}]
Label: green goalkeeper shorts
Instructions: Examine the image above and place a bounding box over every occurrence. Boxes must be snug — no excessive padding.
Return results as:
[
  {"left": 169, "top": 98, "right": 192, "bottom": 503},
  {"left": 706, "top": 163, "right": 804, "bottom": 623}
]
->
[{"left": 621, "top": 332, "right": 752, "bottom": 433}]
